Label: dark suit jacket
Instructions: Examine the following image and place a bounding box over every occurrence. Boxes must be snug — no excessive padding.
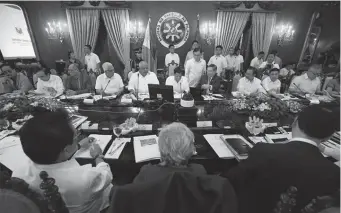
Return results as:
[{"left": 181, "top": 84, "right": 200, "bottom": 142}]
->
[
  {"left": 198, "top": 74, "right": 222, "bottom": 94},
  {"left": 226, "top": 141, "right": 340, "bottom": 213},
  {"left": 108, "top": 167, "right": 238, "bottom": 213}
]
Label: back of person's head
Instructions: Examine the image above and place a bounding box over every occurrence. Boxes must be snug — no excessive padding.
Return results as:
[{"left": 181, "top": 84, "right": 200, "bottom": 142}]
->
[
  {"left": 295, "top": 105, "right": 339, "bottom": 140},
  {"left": 19, "top": 110, "right": 74, "bottom": 164},
  {"left": 158, "top": 122, "right": 195, "bottom": 166}
]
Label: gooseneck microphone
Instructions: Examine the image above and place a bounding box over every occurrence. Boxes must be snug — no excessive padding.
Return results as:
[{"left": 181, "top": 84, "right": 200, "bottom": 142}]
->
[
  {"left": 293, "top": 83, "right": 305, "bottom": 94},
  {"left": 136, "top": 73, "right": 139, "bottom": 101},
  {"left": 102, "top": 79, "right": 111, "bottom": 98}
]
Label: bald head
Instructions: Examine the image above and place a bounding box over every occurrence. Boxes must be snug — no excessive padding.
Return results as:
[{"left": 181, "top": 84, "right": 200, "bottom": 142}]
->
[
  {"left": 68, "top": 63, "right": 80, "bottom": 78},
  {"left": 102, "top": 62, "right": 115, "bottom": 78},
  {"left": 138, "top": 61, "right": 149, "bottom": 77}
]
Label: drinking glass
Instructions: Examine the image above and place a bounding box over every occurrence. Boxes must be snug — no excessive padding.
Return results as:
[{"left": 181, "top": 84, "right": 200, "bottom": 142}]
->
[
  {"left": 208, "top": 86, "right": 213, "bottom": 101},
  {"left": 113, "top": 126, "right": 123, "bottom": 141}
]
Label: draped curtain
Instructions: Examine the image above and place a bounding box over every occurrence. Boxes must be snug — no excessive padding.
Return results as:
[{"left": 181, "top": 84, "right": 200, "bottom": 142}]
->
[
  {"left": 101, "top": 9, "right": 130, "bottom": 78},
  {"left": 251, "top": 13, "right": 277, "bottom": 57},
  {"left": 215, "top": 11, "right": 250, "bottom": 55},
  {"left": 66, "top": 9, "right": 100, "bottom": 63}
]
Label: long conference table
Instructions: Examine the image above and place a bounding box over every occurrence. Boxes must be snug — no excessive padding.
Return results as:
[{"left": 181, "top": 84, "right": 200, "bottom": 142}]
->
[{"left": 66, "top": 93, "right": 339, "bottom": 184}]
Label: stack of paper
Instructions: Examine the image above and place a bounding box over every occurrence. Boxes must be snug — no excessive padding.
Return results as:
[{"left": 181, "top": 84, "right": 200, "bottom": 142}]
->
[
  {"left": 73, "top": 134, "right": 112, "bottom": 159},
  {"left": 93, "top": 95, "right": 117, "bottom": 102},
  {"left": 203, "top": 134, "right": 234, "bottom": 159},
  {"left": 202, "top": 95, "right": 223, "bottom": 101},
  {"left": 104, "top": 138, "right": 130, "bottom": 159},
  {"left": 0, "top": 136, "right": 30, "bottom": 171},
  {"left": 70, "top": 115, "right": 88, "bottom": 128},
  {"left": 133, "top": 135, "right": 160, "bottom": 163},
  {"left": 62, "top": 93, "right": 92, "bottom": 100},
  {"left": 0, "top": 130, "right": 16, "bottom": 141}
]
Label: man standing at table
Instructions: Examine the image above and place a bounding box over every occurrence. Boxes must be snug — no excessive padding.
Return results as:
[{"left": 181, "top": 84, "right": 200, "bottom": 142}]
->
[
  {"left": 258, "top": 53, "right": 280, "bottom": 78},
  {"left": 288, "top": 64, "right": 322, "bottom": 95},
  {"left": 185, "top": 48, "right": 206, "bottom": 89},
  {"left": 95, "top": 62, "right": 124, "bottom": 96},
  {"left": 128, "top": 61, "right": 159, "bottom": 97},
  {"left": 225, "top": 105, "right": 340, "bottom": 213},
  {"left": 184, "top": 40, "right": 204, "bottom": 67},
  {"left": 208, "top": 45, "right": 227, "bottom": 77},
  {"left": 84, "top": 44, "right": 100, "bottom": 88},
  {"left": 225, "top": 48, "right": 237, "bottom": 81},
  {"left": 165, "top": 44, "right": 180, "bottom": 77}
]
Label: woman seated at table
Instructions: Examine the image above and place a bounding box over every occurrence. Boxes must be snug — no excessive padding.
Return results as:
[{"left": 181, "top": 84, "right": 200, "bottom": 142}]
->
[
  {"left": 134, "top": 122, "right": 206, "bottom": 182},
  {"left": 199, "top": 64, "right": 222, "bottom": 95},
  {"left": 325, "top": 73, "right": 340, "bottom": 96},
  {"left": 261, "top": 68, "right": 281, "bottom": 98},
  {"left": 165, "top": 66, "right": 189, "bottom": 94}
]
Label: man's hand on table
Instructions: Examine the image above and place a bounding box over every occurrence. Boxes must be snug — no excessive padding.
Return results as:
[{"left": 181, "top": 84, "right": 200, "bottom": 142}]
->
[
  {"left": 201, "top": 84, "right": 210, "bottom": 90},
  {"left": 79, "top": 137, "right": 95, "bottom": 149}
]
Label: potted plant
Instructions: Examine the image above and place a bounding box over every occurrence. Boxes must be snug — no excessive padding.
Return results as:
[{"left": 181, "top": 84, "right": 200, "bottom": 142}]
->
[{"left": 180, "top": 91, "right": 194, "bottom": 107}]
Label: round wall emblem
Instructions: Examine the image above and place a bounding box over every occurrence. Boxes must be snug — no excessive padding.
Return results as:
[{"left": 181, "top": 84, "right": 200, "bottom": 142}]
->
[{"left": 156, "top": 12, "right": 190, "bottom": 49}]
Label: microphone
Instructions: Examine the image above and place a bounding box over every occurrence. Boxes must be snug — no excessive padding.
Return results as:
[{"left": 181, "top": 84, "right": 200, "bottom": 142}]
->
[
  {"left": 293, "top": 83, "right": 305, "bottom": 95},
  {"left": 102, "top": 79, "right": 111, "bottom": 98},
  {"left": 136, "top": 73, "right": 139, "bottom": 101},
  {"left": 180, "top": 81, "right": 182, "bottom": 99}
]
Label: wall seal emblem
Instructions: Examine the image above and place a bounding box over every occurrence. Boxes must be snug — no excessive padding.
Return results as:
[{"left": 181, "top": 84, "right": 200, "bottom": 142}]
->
[{"left": 156, "top": 12, "right": 190, "bottom": 48}]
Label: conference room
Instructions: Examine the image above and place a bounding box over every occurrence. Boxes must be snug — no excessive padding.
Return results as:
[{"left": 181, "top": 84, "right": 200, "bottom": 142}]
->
[{"left": 0, "top": 1, "right": 340, "bottom": 213}]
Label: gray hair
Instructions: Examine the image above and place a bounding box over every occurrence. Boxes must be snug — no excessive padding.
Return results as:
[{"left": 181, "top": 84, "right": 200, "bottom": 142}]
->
[
  {"left": 102, "top": 62, "right": 114, "bottom": 71},
  {"left": 158, "top": 122, "right": 195, "bottom": 166}
]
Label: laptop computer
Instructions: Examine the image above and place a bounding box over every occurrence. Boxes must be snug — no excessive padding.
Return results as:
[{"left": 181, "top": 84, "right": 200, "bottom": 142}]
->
[{"left": 148, "top": 84, "right": 174, "bottom": 102}]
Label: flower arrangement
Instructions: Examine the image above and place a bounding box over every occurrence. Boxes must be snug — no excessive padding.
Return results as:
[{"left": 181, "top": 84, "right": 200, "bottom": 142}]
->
[
  {"left": 205, "top": 93, "right": 306, "bottom": 121},
  {"left": 180, "top": 91, "right": 194, "bottom": 108}
]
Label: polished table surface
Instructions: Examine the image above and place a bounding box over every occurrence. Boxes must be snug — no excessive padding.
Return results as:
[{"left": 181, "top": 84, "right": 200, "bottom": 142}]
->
[{"left": 67, "top": 95, "right": 339, "bottom": 184}]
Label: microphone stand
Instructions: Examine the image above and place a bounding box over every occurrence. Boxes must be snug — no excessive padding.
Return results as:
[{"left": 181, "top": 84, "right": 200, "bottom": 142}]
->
[
  {"left": 136, "top": 73, "right": 139, "bottom": 101},
  {"left": 102, "top": 79, "right": 111, "bottom": 100}
]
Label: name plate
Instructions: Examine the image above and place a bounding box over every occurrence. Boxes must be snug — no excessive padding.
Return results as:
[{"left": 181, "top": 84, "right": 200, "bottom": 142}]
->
[
  {"left": 137, "top": 124, "right": 153, "bottom": 131},
  {"left": 197, "top": 121, "right": 212, "bottom": 127}
]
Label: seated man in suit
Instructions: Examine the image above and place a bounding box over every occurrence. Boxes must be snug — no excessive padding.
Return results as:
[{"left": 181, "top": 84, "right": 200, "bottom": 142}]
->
[
  {"left": 13, "top": 110, "right": 113, "bottom": 213},
  {"left": 226, "top": 105, "right": 340, "bottom": 213},
  {"left": 199, "top": 64, "right": 222, "bottom": 95},
  {"left": 65, "top": 63, "right": 92, "bottom": 96}
]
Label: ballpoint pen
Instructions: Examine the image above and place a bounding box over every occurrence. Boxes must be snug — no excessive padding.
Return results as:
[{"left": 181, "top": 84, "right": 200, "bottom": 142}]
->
[{"left": 109, "top": 142, "right": 125, "bottom": 155}]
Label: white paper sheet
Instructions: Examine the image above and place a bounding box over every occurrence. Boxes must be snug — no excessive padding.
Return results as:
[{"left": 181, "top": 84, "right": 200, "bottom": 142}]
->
[
  {"left": 133, "top": 135, "right": 160, "bottom": 163},
  {"left": 249, "top": 136, "right": 267, "bottom": 144},
  {"left": 104, "top": 138, "right": 130, "bottom": 159},
  {"left": 63, "top": 93, "right": 92, "bottom": 100},
  {"left": 0, "top": 136, "right": 30, "bottom": 171},
  {"left": 0, "top": 130, "right": 16, "bottom": 141},
  {"left": 203, "top": 134, "right": 234, "bottom": 159},
  {"left": 73, "top": 134, "right": 112, "bottom": 159},
  {"left": 201, "top": 95, "right": 223, "bottom": 101},
  {"left": 137, "top": 124, "right": 153, "bottom": 131}
]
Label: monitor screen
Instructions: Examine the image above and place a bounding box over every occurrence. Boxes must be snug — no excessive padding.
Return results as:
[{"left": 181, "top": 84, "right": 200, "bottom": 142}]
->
[{"left": 0, "top": 4, "right": 36, "bottom": 59}]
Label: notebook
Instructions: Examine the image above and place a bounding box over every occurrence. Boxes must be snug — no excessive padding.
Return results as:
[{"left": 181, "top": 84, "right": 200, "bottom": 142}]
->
[
  {"left": 203, "top": 134, "right": 234, "bottom": 159},
  {"left": 220, "top": 135, "right": 253, "bottom": 161},
  {"left": 73, "top": 134, "right": 112, "bottom": 159},
  {"left": 104, "top": 138, "right": 130, "bottom": 159},
  {"left": 133, "top": 135, "right": 160, "bottom": 163}
]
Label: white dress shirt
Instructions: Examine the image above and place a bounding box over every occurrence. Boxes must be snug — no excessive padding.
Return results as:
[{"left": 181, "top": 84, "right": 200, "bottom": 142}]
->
[
  {"left": 259, "top": 61, "right": 280, "bottom": 69},
  {"left": 289, "top": 73, "right": 321, "bottom": 94},
  {"left": 225, "top": 55, "right": 237, "bottom": 70},
  {"left": 165, "top": 53, "right": 180, "bottom": 67},
  {"left": 184, "top": 50, "right": 204, "bottom": 67},
  {"left": 237, "top": 77, "right": 265, "bottom": 95},
  {"left": 185, "top": 58, "right": 206, "bottom": 88},
  {"left": 262, "top": 76, "right": 281, "bottom": 93},
  {"left": 235, "top": 54, "right": 244, "bottom": 71},
  {"left": 95, "top": 73, "right": 124, "bottom": 95},
  {"left": 250, "top": 57, "right": 263, "bottom": 69},
  {"left": 13, "top": 159, "right": 113, "bottom": 213},
  {"left": 128, "top": 71, "right": 159, "bottom": 94},
  {"left": 36, "top": 75, "right": 64, "bottom": 96},
  {"left": 208, "top": 55, "right": 227, "bottom": 76},
  {"left": 165, "top": 76, "right": 190, "bottom": 93},
  {"left": 85, "top": 52, "right": 100, "bottom": 72}
]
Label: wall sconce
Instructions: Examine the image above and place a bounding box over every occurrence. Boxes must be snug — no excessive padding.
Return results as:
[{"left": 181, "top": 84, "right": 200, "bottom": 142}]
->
[
  {"left": 201, "top": 21, "right": 216, "bottom": 45},
  {"left": 45, "top": 21, "right": 68, "bottom": 43},
  {"left": 127, "top": 20, "right": 144, "bottom": 44},
  {"left": 275, "top": 24, "right": 295, "bottom": 46}
]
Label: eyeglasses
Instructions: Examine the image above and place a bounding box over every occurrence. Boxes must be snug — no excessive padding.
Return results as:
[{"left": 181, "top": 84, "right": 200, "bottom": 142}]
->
[{"left": 105, "top": 69, "right": 115, "bottom": 72}]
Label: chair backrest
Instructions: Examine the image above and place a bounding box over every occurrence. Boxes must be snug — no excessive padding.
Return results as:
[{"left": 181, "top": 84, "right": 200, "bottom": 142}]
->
[{"left": 322, "top": 76, "right": 333, "bottom": 91}]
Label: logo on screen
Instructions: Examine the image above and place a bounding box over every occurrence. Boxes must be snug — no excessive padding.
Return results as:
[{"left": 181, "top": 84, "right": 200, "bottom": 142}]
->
[
  {"left": 156, "top": 12, "right": 189, "bottom": 49},
  {"left": 15, "top": 27, "right": 23, "bottom": 35}
]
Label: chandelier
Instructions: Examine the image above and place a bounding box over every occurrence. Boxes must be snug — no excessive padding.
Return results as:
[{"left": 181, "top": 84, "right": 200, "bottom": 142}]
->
[
  {"left": 45, "top": 21, "right": 68, "bottom": 43},
  {"left": 127, "top": 20, "right": 144, "bottom": 44},
  {"left": 275, "top": 24, "right": 295, "bottom": 46},
  {"left": 201, "top": 21, "right": 216, "bottom": 45}
]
